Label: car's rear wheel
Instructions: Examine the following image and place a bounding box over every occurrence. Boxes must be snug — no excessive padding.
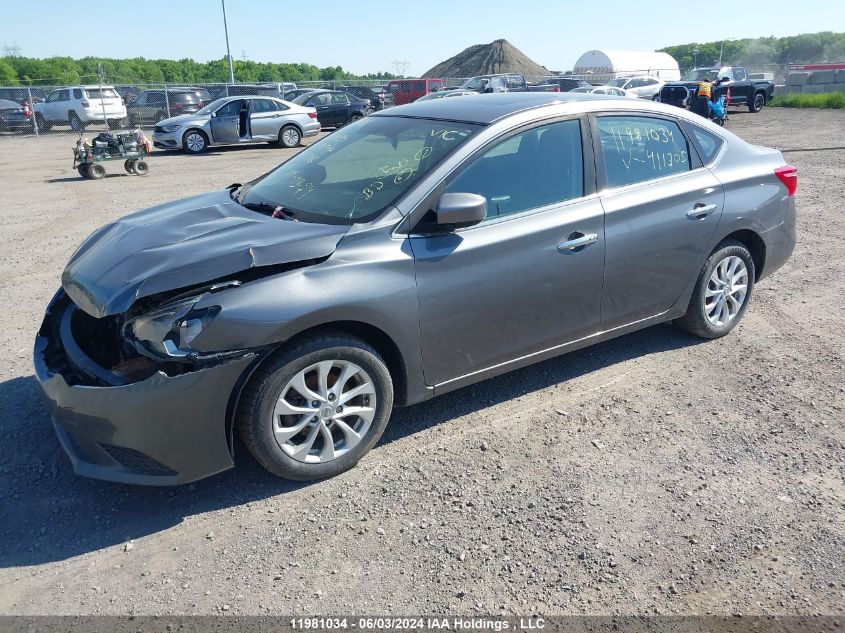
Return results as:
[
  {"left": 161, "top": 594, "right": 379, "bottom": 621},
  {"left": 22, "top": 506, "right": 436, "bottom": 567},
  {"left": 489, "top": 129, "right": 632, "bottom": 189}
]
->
[
  {"left": 183, "top": 129, "right": 208, "bottom": 154},
  {"left": 237, "top": 331, "right": 394, "bottom": 481},
  {"left": 348, "top": 112, "right": 363, "bottom": 124},
  {"left": 124, "top": 159, "right": 136, "bottom": 173},
  {"left": 749, "top": 93, "right": 765, "bottom": 113},
  {"left": 77, "top": 165, "right": 89, "bottom": 178},
  {"left": 675, "top": 240, "right": 755, "bottom": 339},
  {"left": 279, "top": 124, "right": 301, "bottom": 148}
]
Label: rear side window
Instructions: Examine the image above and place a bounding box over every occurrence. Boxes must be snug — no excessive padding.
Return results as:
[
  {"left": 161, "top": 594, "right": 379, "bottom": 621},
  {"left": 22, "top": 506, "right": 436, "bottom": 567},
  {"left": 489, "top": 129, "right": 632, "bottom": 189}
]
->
[
  {"left": 445, "top": 119, "right": 584, "bottom": 220},
  {"left": 597, "top": 115, "right": 691, "bottom": 188},
  {"left": 684, "top": 123, "right": 725, "bottom": 164}
]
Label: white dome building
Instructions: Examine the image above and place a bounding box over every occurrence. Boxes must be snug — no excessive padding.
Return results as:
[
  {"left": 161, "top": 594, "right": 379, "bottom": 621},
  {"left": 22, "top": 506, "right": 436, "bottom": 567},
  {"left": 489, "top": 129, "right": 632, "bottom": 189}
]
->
[{"left": 572, "top": 50, "right": 681, "bottom": 82}]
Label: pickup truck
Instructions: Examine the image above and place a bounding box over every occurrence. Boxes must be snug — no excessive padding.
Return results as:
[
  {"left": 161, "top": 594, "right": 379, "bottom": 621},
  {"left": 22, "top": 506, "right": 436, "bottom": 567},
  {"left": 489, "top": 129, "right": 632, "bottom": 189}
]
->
[
  {"left": 659, "top": 66, "right": 775, "bottom": 113},
  {"left": 457, "top": 73, "right": 560, "bottom": 93}
]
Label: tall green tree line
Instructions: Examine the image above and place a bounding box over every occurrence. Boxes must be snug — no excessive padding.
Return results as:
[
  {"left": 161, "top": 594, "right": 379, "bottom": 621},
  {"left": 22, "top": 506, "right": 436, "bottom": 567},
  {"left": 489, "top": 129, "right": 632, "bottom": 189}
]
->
[
  {"left": 0, "top": 55, "right": 397, "bottom": 86},
  {"left": 659, "top": 31, "right": 845, "bottom": 68}
]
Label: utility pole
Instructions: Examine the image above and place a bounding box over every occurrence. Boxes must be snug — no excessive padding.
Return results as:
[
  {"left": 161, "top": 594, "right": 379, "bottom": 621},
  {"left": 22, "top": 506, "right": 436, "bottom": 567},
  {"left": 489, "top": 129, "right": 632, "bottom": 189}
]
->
[
  {"left": 97, "top": 63, "right": 110, "bottom": 131},
  {"left": 221, "top": 0, "right": 235, "bottom": 84}
]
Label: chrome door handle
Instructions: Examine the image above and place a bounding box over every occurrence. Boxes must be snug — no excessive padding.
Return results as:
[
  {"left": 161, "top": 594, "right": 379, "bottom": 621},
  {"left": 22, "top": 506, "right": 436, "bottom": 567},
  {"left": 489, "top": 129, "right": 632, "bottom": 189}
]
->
[
  {"left": 686, "top": 203, "right": 717, "bottom": 219},
  {"left": 558, "top": 233, "right": 598, "bottom": 252}
]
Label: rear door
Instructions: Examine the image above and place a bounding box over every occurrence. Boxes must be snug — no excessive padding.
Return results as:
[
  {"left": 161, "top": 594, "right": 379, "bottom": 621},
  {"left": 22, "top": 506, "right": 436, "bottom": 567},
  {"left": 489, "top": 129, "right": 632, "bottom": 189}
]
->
[
  {"left": 249, "top": 98, "right": 283, "bottom": 139},
  {"left": 594, "top": 113, "right": 724, "bottom": 329},
  {"left": 411, "top": 118, "right": 605, "bottom": 386},
  {"left": 210, "top": 99, "right": 242, "bottom": 143}
]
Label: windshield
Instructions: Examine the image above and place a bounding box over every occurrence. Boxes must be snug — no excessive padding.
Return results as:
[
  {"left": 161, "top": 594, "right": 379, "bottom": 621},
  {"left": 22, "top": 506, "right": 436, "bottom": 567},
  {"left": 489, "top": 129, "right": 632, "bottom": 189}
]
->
[
  {"left": 606, "top": 78, "right": 628, "bottom": 87},
  {"left": 460, "top": 77, "right": 489, "bottom": 90},
  {"left": 683, "top": 68, "right": 720, "bottom": 82},
  {"left": 195, "top": 98, "right": 230, "bottom": 115},
  {"left": 239, "top": 116, "right": 480, "bottom": 225}
]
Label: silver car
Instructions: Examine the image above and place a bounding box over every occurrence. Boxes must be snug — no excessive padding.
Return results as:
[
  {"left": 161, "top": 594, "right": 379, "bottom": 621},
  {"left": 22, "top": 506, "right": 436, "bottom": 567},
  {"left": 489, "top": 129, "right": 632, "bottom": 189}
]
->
[
  {"left": 151, "top": 95, "right": 320, "bottom": 154},
  {"left": 36, "top": 93, "right": 796, "bottom": 485}
]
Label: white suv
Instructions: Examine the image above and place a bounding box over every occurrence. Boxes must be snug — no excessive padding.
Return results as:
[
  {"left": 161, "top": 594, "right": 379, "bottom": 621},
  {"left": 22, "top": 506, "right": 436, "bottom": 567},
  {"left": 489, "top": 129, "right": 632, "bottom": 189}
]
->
[
  {"left": 34, "top": 85, "right": 127, "bottom": 132},
  {"left": 606, "top": 76, "right": 665, "bottom": 100}
]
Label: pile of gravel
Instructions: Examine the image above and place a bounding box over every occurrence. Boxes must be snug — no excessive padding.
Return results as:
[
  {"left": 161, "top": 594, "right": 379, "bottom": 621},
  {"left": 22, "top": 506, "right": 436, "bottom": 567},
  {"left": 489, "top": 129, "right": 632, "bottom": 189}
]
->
[{"left": 423, "top": 39, "right": 549, "bottom": 78}]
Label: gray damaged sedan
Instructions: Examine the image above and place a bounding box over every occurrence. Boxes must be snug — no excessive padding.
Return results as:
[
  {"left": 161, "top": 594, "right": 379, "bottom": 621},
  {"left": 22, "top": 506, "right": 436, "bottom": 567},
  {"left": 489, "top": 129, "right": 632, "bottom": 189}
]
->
[
  {"left": 151, "top": 95, "right": 320, "bottom": 153},
  {"left": 35, "top": 93, "right": 797, "bottom": 485}
]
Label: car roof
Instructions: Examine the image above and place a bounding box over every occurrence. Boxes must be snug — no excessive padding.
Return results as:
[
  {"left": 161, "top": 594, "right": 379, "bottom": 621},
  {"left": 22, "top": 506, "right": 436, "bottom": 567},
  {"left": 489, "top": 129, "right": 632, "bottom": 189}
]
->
[
  {"left": 0, "top": 98, "right": 21, "bottom": 108},
  {"left": 372, "top": 91, "right": 691, "bottom": 125}
]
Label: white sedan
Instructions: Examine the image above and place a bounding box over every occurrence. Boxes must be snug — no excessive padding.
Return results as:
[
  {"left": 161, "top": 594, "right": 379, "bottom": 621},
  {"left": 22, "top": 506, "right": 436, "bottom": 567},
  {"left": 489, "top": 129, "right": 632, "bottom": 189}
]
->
[{"left": 571, "top": 86, "right": 640, "bottom": 99}]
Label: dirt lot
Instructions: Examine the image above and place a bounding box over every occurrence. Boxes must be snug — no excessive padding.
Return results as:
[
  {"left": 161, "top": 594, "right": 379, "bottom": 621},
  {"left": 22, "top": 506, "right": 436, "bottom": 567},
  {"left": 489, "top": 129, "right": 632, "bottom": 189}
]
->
[{"left": 0, "top": 108, "right": 842, "bottom": 617}]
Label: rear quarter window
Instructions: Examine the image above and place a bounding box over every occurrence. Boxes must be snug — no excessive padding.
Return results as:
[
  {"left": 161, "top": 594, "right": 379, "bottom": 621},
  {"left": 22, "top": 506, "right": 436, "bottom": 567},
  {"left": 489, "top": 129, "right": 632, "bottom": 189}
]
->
[{"left": 682, "top": 122, "right": 725, "bottom": 164}]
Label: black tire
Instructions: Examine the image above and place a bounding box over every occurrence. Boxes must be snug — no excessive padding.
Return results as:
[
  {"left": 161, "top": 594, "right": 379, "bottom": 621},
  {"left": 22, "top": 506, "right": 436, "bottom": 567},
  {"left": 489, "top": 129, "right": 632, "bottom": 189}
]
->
[
  {"left": 77, "top": 165, "right": 89, "bottom": 179},
  {"left": 749, "top": 92, "right": 765, "bottom": 113},
  {"left": 68, "top": 111, "right": 85, "bottom": 132},
  {"left": 131, "top": 159, "right": 149, "bottom": 176},
  {"left": 278, "top": 124, "right": 302, "bottom": 148},
  {"left": 237, "top": 331, "right": 394, "bottom": 481},
  {"left": 35, "top": 113, "right": 51, "bottom": 133},
  {"left": 124, "top": 159, "right": 136, "bottom": 173},
  {"left": 182, "top": 129, "right": 208, "bottom": 154},
  {"left": 128, "top": 112, "right": 140, "bottom": 127},
  {"left": 155, "top": 110, "right": 166, "bottom": 123},
  {"left": 86, "top": 163, "right": 106, "bottom": 180},
  {"left": 675, "top": 240, "right": 755, "bottom": 339},
  {"left": 348, "top": 112, "right": 363, "bottom": 124}
]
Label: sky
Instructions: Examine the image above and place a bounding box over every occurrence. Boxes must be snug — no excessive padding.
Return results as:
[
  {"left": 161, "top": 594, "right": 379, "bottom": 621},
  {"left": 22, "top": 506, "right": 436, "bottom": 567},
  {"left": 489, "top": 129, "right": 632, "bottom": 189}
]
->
[{"left": 1, "top": 0, "right": 843, "bottom": 76}]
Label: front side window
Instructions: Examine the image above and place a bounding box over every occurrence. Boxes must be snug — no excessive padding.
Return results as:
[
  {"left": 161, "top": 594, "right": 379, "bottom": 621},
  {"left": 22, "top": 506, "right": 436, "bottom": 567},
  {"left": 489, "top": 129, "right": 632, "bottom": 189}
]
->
[
  {"left": 240, "top": 117, "right": 479, "bottom": 224},
  {"left": 445, "top": 119, "right": 584, "bottom": 220},
  {"left": 733, "top": 68, "right": 748, "bottom": 81},
  {"left": 216, "top": 100, "right": 242, "bottom": 117},
  {"left": 597, "top": 115, "right": 691, "bottom": 188}
]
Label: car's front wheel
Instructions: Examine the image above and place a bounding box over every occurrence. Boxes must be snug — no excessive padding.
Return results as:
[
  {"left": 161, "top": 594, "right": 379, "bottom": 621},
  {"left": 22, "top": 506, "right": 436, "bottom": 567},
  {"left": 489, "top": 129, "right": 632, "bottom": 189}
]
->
[
  {"left": 675, "top": 240, "right": 755, "bottom": 339},
  {"left": 182, "top": 129, "right": 208, "bottom": 154},
  {"left": 237, "top": 331, "right": 394, "bottom": 481}
]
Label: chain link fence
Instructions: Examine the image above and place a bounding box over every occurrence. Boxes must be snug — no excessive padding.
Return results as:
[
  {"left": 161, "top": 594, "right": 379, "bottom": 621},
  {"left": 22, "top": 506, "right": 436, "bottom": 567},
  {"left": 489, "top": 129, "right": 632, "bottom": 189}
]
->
[{"left": 0, "top": 65, "right": 794, "bottom": 140}]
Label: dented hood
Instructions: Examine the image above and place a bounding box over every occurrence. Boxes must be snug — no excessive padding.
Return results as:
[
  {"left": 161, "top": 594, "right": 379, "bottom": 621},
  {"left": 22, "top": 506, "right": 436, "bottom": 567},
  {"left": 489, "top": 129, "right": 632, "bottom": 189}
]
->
[{"left": 62, "top": 190, "right": 349, "bottom": 318}]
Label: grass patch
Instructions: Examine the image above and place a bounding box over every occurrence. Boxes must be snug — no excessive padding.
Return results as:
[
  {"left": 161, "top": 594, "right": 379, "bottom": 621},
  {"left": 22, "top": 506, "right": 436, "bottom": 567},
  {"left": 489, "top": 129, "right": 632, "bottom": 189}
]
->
[{"left": 771, "top": 92, "right": 845, "bottom": 109}]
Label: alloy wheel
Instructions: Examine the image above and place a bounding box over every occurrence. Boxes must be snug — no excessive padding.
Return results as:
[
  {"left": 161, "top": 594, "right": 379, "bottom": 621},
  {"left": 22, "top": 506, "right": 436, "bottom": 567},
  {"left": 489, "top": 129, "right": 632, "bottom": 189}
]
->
[
  {"left": 282, "top": 127, "right": 300, "bottom": 147},
  {"left": 185, "top": 132, "right": 205, "bottom": 152},
  {"left": 273, "top": 360, "right": 376, "bottom": 464},
  {"left": 704, "top": 255, "right": 748, "bottom": 327}
]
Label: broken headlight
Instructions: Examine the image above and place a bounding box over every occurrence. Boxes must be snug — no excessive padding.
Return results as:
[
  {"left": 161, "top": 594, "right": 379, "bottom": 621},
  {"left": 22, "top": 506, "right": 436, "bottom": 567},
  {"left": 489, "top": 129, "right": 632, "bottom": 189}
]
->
[{"left": 127, "top": 297, "right": 220, "bottom": 358}]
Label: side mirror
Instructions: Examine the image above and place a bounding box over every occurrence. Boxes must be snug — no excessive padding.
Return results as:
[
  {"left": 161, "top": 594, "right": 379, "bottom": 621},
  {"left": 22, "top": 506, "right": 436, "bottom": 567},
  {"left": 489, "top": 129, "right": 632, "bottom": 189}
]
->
[
  {"left": 721, "top": 76, "right": 731, "bottom": 82},
  {"left": 435, "top": 193, "right": 487, "bottom": 228}
]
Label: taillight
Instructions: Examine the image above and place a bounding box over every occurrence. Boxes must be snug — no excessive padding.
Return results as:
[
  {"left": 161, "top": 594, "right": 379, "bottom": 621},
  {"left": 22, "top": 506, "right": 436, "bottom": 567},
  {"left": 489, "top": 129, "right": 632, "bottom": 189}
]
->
[
  {"left": 173, "top": 103, "right": 183, "bottom": 110},
  {"left": 554, "top": 86, "right": 560, "bottom": 92},
  {"left": 307, "top": 111, "right": 317, "bottom": 119},
  {"left": 23, "top": 103, "right": 31, "bottom": 117},
  {"left": 197, "top": 100, "right": 204, "bottom": 107},
  {"left": 774, "top": 165, "right": 798, "bottom": 197}
]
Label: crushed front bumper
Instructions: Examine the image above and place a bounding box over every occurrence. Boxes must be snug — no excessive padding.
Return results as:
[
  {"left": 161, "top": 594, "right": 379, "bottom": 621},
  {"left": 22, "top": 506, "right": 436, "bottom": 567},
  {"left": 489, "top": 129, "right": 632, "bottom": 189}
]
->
[{"left": 34, "top": 291, "right": 256, "bottom": 486}]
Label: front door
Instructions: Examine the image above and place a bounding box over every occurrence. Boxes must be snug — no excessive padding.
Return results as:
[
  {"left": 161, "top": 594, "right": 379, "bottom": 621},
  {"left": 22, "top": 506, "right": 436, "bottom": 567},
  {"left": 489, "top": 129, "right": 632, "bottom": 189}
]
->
[
  {"left": 594, "top": 114, "right": 725, "bottom": 329},
  {"left": 411, "top": 118, "right": 605, "bottom": 387},
  {"left": 210, "top": 99, "right": 243, "bottom": 143}
]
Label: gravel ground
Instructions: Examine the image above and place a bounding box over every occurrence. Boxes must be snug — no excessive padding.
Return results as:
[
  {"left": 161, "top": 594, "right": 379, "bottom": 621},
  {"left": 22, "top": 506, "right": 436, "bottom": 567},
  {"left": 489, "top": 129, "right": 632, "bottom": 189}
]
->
[{"left": 0, "top": 108, "right": 842, "bottom": 616}]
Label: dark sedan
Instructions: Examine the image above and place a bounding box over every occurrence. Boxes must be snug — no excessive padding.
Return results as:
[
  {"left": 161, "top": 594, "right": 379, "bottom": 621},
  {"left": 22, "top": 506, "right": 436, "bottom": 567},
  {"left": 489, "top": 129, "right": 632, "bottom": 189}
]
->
[
  {"left": 0, "top": 98, "right": 33, "bottom": 132},
  {"left": 291, "top": 90, "right": 370, "bottom": 127},
  {"left": 337, "top": 85, "right": 394, "bottom": 110}
]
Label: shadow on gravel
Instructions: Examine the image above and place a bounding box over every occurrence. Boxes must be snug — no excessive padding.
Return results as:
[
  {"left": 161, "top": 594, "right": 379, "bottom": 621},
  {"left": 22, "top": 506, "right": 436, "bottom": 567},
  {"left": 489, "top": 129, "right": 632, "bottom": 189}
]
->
[{"left": 0, "top": 323, "right": 702, "bottom": 568}]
